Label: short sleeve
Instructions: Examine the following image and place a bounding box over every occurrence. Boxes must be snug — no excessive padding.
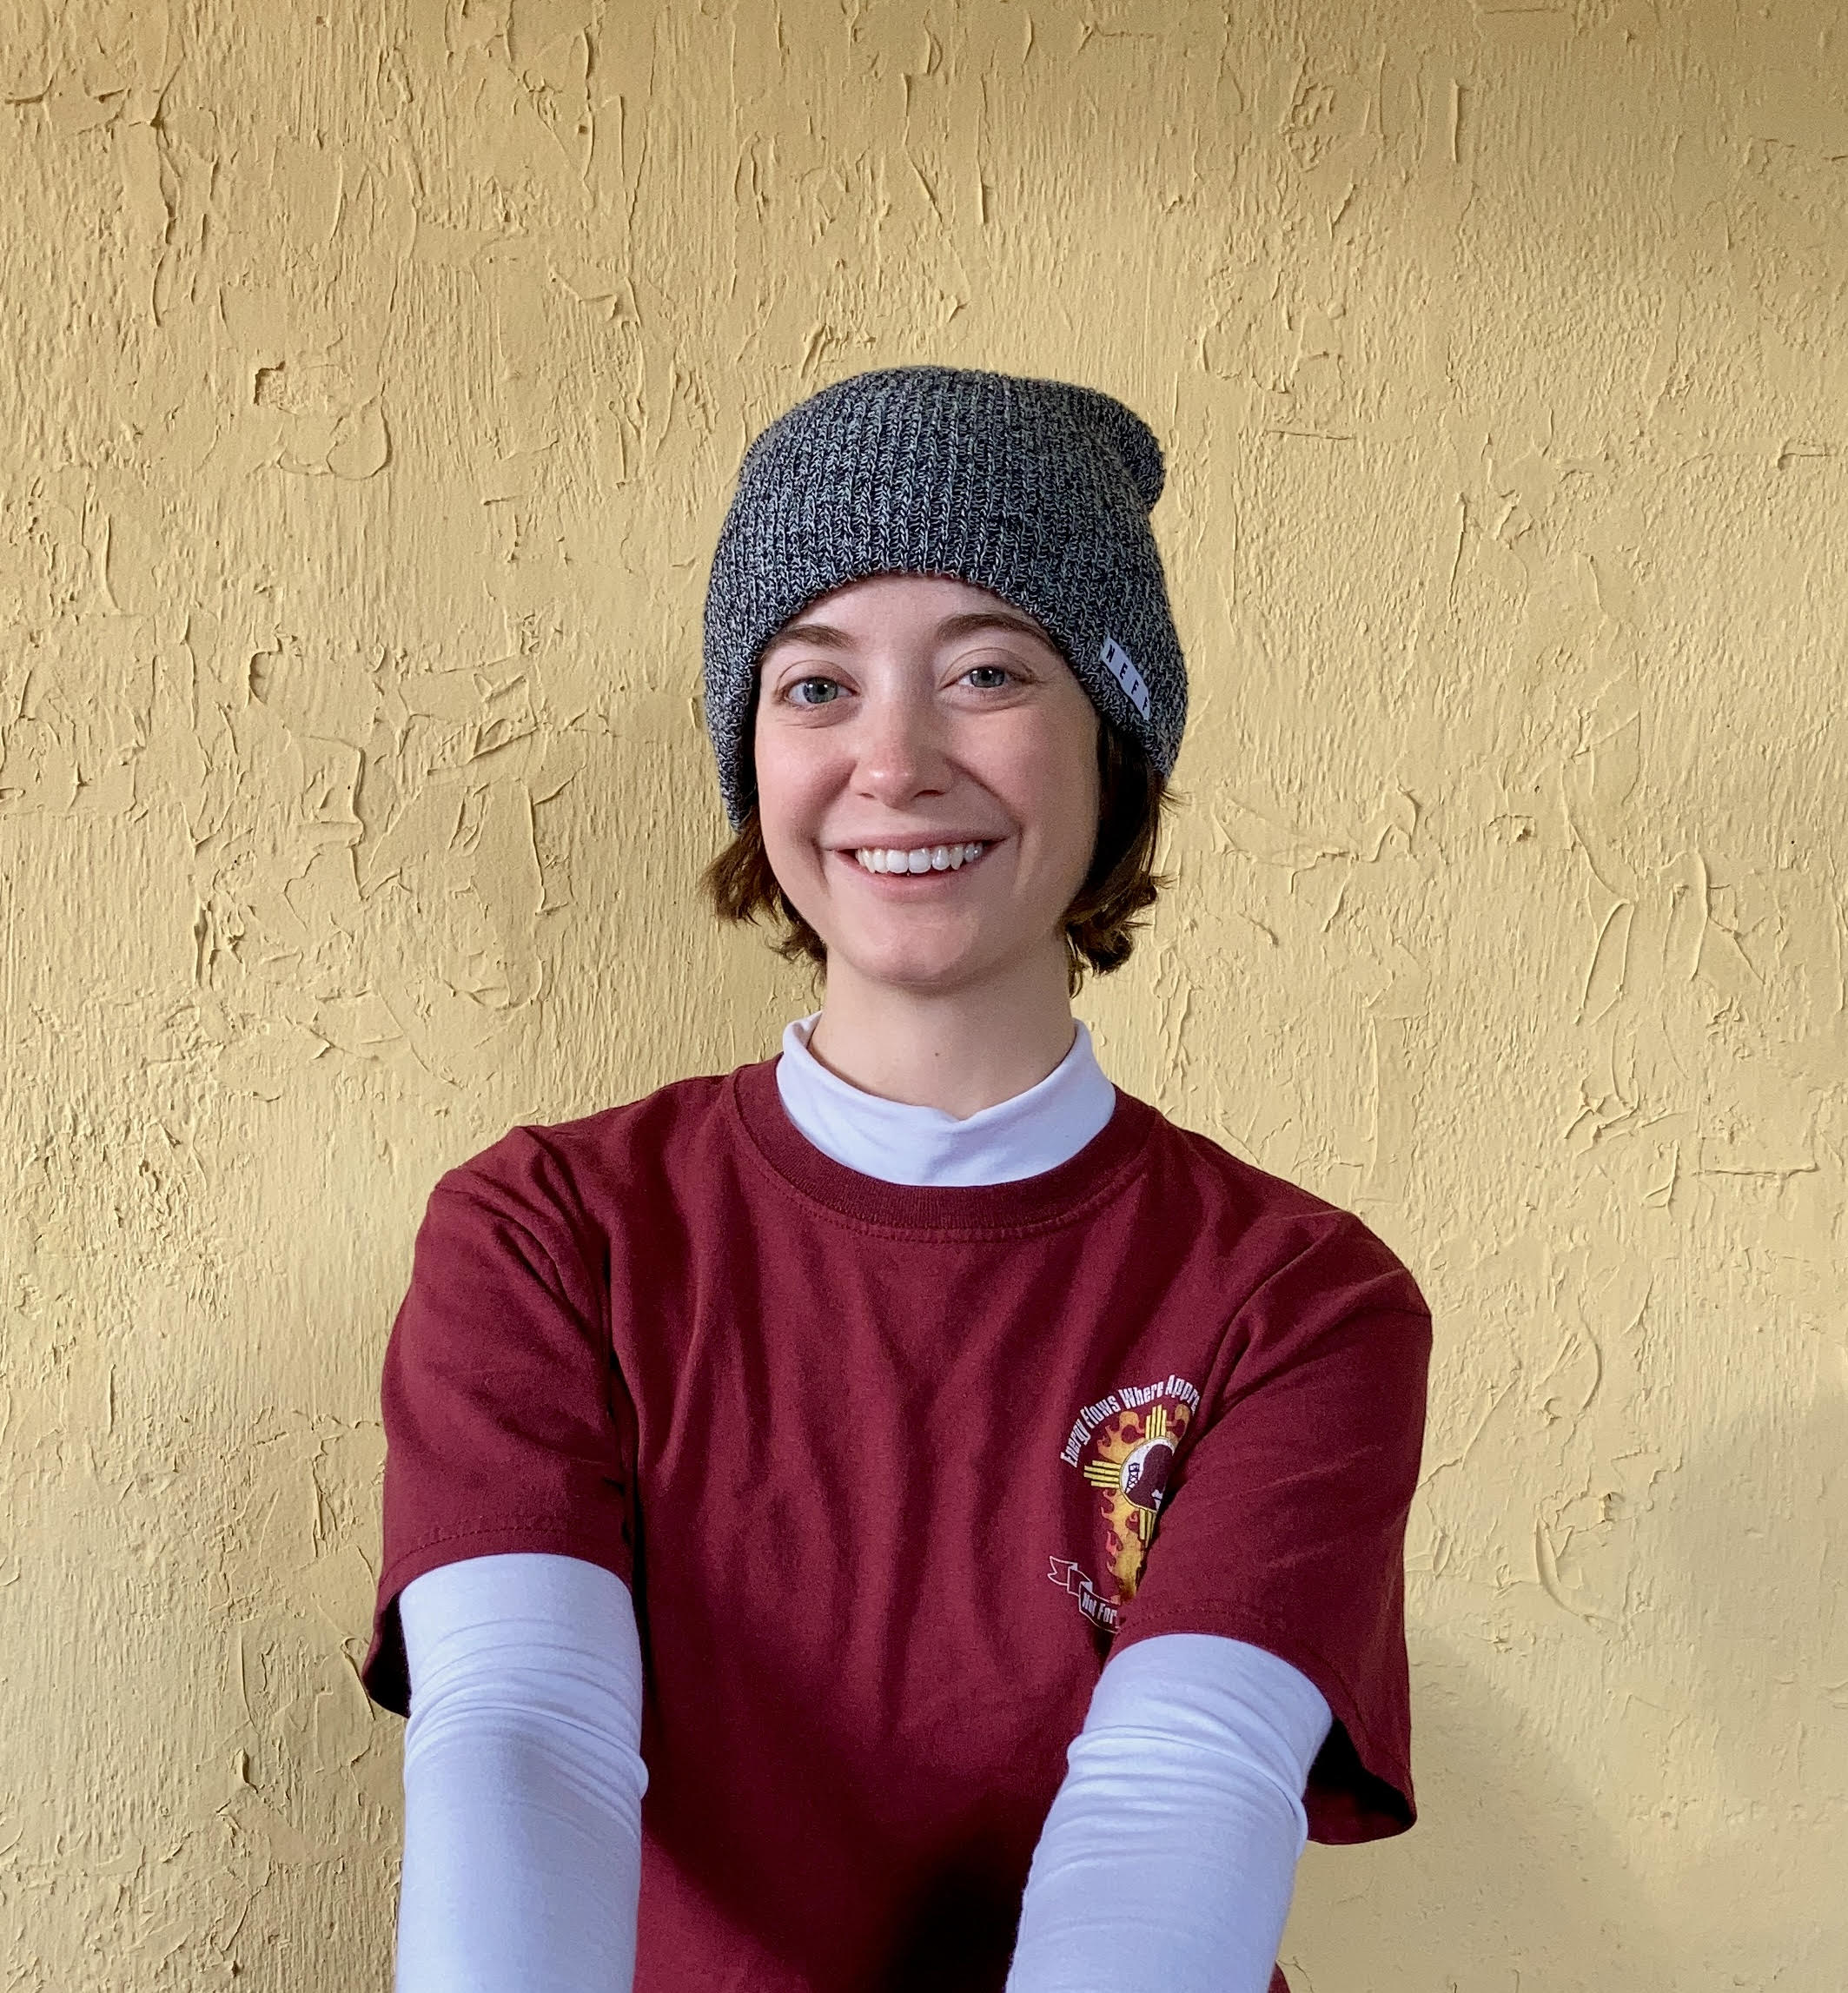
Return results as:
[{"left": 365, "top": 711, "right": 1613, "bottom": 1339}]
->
[
  {"left": 360, "top": 1130, "right": 635, "bottom": 1717},
  {"left": 1113, "top": 1214, "right": 1432, "bottom": 1844}
]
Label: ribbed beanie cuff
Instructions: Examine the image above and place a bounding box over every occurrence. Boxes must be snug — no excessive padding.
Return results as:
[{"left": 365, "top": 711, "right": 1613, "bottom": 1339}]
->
[{"left": 701, "top": 365, "right": 1187, "bottom": 828}]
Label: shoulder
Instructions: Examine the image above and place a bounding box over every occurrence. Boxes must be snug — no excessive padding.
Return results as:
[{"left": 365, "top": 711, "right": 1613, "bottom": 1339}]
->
[
  {"left": 427, "top": 1064, "right": 756, "bottom": 1240},
  {"left": 1133, "top": 1101, "right": 1429, "bottom": 1318}
]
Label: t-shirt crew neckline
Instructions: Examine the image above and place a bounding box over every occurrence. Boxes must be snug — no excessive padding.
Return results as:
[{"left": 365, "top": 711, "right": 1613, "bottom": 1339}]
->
[{"left": 731, "top": 1055, "right": 1159, "bottom": 1236}]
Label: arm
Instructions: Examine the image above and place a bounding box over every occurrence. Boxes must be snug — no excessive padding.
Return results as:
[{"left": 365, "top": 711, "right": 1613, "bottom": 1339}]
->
[
  {"left": 395, "top": 1553, "right": 647, "bottom": 1993},
  {"left": 1005, "top": 1633, "right": 1332, "bottom": 1993}
]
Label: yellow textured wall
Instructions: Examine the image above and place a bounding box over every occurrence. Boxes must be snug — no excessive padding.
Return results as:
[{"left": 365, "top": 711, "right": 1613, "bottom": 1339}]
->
[{"left": 3, "top": 0, "right": 1843, "bottom": 1985}]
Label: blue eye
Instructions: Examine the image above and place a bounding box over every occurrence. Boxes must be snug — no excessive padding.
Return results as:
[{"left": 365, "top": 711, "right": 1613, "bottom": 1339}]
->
[
  {"left": 964, "top": 665, "right": 1013, "bottom": 689},
  {"left": 788, "top": 678, "right": 841, "bottom": 706}
]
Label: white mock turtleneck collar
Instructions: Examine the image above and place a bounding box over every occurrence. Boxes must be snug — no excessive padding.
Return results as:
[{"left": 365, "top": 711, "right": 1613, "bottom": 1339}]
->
[{"left": 774, "top": 1012, "right": 1118, "bottom": 1188}]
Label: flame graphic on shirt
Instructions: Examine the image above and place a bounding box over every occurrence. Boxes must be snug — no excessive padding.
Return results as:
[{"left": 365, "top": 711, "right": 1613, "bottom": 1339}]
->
[{"left": 1080, "top": 1400, "right": 1190, "bottom": 1599}]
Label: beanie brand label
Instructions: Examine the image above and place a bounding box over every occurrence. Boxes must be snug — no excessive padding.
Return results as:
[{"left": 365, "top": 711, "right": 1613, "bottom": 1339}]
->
[{"left": 1100, "top": 636, "right": 1151, "bottom": 719}]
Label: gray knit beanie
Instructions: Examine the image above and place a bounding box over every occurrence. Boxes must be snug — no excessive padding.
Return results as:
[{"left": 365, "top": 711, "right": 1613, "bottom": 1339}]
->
[{"left": 701, "top": 364, "right": 1187, "bottom": 829}]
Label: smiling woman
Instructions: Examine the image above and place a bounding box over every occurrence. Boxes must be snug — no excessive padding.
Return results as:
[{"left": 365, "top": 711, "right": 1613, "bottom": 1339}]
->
[
  {"left": 704, "top": 573, "right": 1171, "bottom": 1111},
  {"left": 750, "top": 576, "right": 1108, "bottom": 1113},
  {"left": 708, "top": 618, "right": 1165, "bottom": 984},
  {"left": 363, "top": 365, "right": 1433, "bottom": 1993}
]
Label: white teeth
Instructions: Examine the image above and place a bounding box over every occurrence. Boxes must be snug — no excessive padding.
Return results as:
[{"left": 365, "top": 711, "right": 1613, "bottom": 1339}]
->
[{"left": 851, "top": 842, "right": 988, "bottom": 875}]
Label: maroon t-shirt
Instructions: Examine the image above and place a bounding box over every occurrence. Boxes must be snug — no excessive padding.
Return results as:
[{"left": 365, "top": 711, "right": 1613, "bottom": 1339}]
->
[{"left": 364, "top": 1058, "right": 1432, "bottom": 1992}]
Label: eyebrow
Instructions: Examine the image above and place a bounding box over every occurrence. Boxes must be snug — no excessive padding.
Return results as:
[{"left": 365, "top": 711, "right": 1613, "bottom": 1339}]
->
[{"left": 760, "top": 607, "right": 1051, "bottom": 659}]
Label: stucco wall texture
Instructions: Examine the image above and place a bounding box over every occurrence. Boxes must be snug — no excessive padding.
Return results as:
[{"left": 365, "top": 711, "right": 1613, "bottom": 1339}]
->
[{"left": 2, "top": 0, "right": 1843, "bottom": 1985}]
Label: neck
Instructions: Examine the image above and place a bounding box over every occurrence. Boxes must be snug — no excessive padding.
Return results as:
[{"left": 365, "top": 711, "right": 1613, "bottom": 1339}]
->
[{"left": 805, "top": 947, "right": 1077, "bottom": 1119}]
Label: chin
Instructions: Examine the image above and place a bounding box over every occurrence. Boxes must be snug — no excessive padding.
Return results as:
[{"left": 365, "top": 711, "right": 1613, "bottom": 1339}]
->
[{"left": 831, "top": 931, "right": 992, "bottom": 995}]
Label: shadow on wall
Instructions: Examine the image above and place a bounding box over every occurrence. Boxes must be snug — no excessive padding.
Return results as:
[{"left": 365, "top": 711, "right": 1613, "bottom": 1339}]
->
[
  {"left": 1281, "top": 1634, "right": 1678, "bottom": 1993},
  {"left": 1281, "top": 1394, "right": 1848, "bottom": 1993},
  {"left": 1644, "top": 1396, "right": 1848, "bottom": 1991}
]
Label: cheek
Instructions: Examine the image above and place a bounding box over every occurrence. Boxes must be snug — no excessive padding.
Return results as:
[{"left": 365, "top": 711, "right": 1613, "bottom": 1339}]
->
[
  {"left": 1012, "top": 728, "right": 1101, "bottom": 881},
  {"left": 752, "top": 725, "right": 830, "bottom": 875}
]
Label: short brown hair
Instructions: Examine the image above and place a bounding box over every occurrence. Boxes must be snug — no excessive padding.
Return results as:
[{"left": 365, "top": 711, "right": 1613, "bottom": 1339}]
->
[{"left": 701, "top": 723, "right": 1175, "bottom": 996}]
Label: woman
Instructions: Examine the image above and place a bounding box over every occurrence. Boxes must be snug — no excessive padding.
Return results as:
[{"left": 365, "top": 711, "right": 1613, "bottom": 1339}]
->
[{"left": 361, "top": 366, "right": 1433, "bottom": 1992}]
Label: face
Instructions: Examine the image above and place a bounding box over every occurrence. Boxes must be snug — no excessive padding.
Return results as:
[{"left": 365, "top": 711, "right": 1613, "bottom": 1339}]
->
[{"left": 752, "top": 573, "right": 1103, "bottom": 999}]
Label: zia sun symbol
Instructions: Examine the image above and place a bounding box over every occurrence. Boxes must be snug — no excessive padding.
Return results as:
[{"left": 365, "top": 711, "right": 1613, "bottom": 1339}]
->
[{"left": 1082, "top": 1401, "right": 1189, "bottom": 1599}]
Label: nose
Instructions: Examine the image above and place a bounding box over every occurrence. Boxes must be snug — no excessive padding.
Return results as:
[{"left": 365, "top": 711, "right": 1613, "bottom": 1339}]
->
[{"left": 854, "top": 682, "right": 951, "bottom": 809}]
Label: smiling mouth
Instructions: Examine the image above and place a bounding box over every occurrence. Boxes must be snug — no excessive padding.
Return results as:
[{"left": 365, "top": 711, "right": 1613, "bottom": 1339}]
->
[{"left": 851, "top": 841, "right": 990, "bottom": 876}]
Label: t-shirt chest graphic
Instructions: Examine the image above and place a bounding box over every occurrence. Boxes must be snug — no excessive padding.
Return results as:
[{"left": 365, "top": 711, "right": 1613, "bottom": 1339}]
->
[{"left": 1051, "top": 1372, "right": 1202, "bottom": 1632}]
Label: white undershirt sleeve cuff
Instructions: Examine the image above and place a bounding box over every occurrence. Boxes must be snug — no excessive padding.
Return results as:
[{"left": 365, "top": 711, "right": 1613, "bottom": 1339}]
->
[
  {"left": 1004, "top": 1632, "right": 1334, "bottom": 1993},
  {"left": 395, "top": 1553, "right": 647, "bottom": 1993}
]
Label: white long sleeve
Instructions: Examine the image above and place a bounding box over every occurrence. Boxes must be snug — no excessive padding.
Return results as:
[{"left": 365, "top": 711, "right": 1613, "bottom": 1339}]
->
[
  {"left": 396, "top": 1559, "right": 1329, "bottom": 1993},
  {"left": 1006, "top": 1633, "right": 1332, "bottom": 1992},
  {"left": 396, "top": 1553, "right": 647, "bottom": 1993}
]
